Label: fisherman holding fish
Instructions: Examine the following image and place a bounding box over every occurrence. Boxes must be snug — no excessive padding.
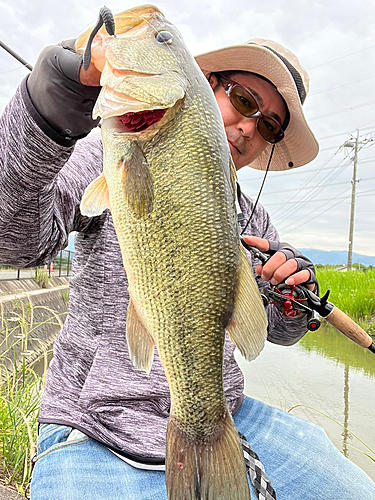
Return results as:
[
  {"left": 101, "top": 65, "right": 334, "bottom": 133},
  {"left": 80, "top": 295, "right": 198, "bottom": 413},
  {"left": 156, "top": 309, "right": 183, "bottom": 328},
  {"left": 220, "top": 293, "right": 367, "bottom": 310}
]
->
[{"left": 1, "top": 5, "right": 374, "bottom": 500}]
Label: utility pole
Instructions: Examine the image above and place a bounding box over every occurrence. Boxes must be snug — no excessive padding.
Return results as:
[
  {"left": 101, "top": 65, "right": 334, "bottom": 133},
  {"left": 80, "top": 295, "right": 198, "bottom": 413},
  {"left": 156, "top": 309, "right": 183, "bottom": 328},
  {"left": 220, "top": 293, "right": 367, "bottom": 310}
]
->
[
  {"left": 344, "top": 130, "right": 359, "bottom": 271},
  {"left": 343, "top": 131, "right": 375, "bottom": 270}
]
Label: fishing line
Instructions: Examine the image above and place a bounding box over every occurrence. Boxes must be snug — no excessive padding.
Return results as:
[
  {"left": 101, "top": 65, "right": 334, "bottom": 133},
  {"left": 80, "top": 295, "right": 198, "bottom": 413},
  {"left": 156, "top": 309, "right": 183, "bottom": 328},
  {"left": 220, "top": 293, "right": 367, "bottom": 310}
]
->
[{"left": 240, "top": 144, "right": 275, "bottom": 236}]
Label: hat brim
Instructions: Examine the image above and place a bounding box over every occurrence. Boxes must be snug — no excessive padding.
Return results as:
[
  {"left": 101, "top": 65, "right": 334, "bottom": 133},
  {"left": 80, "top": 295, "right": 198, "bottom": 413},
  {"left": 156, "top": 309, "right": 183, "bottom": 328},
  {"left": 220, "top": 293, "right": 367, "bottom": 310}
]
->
[{"left": 195, "top": 44, "right": 319, "bottom": 171}]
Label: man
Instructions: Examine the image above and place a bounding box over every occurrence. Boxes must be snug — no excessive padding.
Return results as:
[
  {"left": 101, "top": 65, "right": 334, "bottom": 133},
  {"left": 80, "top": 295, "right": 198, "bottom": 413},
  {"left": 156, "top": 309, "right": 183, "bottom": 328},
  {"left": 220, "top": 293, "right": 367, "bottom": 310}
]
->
[{"left": 0, "top": 25, "right": 373, "bottom": 500}]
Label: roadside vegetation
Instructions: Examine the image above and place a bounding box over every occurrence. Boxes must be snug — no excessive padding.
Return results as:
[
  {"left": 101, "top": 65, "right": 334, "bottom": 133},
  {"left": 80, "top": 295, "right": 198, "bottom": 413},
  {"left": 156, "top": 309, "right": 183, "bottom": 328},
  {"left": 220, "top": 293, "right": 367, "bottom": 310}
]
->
[{"left": 0, "top": 299, "right": 65, "bottom": 495}]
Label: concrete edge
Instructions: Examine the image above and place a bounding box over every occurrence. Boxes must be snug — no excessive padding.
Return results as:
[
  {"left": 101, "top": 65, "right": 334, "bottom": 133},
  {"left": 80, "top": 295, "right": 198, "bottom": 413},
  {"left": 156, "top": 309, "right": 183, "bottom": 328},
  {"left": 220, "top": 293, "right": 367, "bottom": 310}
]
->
[{"left": 0, "top": 485, "right": 24, "bottom": 500}]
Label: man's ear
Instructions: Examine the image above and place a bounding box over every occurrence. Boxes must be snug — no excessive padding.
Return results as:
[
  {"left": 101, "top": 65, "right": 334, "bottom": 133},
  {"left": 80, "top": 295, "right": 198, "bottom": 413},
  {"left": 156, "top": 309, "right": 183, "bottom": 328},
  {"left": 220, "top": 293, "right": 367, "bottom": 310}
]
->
[{"left": 207, "top": 73, "right": 219, "bottom": 91}]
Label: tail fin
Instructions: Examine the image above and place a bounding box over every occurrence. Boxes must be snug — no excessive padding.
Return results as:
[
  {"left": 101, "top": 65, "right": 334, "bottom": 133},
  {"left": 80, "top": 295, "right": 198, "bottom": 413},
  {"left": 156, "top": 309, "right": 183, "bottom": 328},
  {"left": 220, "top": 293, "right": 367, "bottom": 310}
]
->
[{"left": 165, "top": 410, "right": 250, "bottom": 500}]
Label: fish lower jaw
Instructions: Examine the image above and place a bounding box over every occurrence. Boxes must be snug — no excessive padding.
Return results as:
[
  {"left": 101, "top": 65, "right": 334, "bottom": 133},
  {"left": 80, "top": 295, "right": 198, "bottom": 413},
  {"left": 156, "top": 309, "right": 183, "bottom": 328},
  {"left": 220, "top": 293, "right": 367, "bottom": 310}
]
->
[
  {"left": 102, "top": 100, "right": 183, "bottom": 135},
  {"left": 101, "top": 111, "right": 167, "bottom": 136},
  {"left": 118, "top": 108, "right": 168, "bottom": 132}
]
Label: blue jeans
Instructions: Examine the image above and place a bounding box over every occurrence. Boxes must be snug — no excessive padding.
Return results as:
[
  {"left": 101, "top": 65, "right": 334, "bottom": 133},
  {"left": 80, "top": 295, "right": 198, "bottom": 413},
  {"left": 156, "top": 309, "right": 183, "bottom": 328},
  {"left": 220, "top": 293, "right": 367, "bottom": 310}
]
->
[{"left": 30, "top": 397, "right": 375, "bottom": 500}]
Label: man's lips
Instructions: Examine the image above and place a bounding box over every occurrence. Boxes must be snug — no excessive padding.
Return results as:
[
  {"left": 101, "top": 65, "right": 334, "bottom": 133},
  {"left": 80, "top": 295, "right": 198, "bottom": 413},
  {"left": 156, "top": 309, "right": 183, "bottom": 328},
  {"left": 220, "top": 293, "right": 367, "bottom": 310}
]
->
[{"left": 228, "top": 139, "right": 241, "bottom": 155}]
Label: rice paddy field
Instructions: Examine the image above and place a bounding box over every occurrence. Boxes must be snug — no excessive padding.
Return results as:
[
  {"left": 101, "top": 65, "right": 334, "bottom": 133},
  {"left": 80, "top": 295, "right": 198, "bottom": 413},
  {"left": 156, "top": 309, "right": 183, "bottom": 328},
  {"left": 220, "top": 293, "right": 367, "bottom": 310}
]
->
[{"left": 316, "top": 267, "right": 375, "bottom": 327}]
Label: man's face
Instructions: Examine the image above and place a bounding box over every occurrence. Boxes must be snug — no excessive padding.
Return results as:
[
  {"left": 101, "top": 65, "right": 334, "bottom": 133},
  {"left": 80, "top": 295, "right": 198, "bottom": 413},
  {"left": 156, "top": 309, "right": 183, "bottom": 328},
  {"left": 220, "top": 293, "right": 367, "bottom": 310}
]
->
[{"left": 210, "top": 72, "right": 287, "bottom": 170}]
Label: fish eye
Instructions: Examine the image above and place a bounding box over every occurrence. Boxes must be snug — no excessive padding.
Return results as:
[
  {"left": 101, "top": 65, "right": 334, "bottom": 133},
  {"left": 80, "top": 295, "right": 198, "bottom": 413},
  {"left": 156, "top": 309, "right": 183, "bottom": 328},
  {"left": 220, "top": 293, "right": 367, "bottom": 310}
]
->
[{"left": 155, "top": 31, "right": 173, "bottom": 45}]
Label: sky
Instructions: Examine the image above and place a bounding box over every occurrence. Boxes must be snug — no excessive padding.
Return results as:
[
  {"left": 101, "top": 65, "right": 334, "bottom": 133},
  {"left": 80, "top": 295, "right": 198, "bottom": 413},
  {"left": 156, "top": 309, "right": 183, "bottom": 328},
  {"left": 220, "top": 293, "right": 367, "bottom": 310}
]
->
[{"left": 1, "top": 0, "right": 375, "bottom": 256}]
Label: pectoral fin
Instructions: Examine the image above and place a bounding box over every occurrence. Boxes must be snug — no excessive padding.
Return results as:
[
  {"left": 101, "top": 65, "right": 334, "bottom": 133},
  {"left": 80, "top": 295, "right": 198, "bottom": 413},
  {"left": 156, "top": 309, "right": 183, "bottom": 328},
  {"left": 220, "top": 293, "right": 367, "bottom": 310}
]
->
[
  {"left": 80, "top": 173, "right": 110, "bottom": 216},
  {"left": 126, "top": 299, "right": 155, "bottom": 374},
  {"left": 227, "top": 245, "right": 268, "bottom": 360},
  {"left": 119, "top": 143, "right": 154, "bottom": 217}
]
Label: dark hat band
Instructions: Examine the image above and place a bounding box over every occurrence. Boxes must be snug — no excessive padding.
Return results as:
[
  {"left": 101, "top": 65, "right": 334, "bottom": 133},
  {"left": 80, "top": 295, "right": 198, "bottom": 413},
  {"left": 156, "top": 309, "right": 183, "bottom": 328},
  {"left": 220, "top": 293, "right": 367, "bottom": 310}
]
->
[{"left": 247, "top": 43, "right": 307, "bottom": 105}]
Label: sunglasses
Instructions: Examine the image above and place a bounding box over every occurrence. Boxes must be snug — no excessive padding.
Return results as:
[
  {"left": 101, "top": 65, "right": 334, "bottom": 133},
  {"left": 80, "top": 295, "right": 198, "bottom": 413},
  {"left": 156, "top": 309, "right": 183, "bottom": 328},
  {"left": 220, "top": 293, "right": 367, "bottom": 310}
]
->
[{"left": 219, "top": 77, "right": 285, "bottom": 144}]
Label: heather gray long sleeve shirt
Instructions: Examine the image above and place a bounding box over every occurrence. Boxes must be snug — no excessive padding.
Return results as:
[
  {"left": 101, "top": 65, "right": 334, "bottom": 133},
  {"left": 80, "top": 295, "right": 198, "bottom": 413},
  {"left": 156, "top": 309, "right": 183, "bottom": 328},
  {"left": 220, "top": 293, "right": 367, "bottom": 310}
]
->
[{"left": 0, "top": 80, "right": 308, "bottom": 462}]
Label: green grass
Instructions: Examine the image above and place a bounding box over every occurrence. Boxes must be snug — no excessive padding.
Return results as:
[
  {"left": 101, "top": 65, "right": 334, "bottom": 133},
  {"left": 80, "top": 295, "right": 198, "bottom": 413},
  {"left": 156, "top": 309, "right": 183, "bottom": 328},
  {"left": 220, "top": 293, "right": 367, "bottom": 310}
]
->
[
  {"left": 316, "top": 268, "right": 375, "bottom": 330},
  {"left": 0, "top": 298, "right": 65, "bottom": 494},
  {"left": 34, "top": 267, "right": 50, "bottom": 289},
  {"left": 0, "top": 360, "right": 44, "bottom": 493}
]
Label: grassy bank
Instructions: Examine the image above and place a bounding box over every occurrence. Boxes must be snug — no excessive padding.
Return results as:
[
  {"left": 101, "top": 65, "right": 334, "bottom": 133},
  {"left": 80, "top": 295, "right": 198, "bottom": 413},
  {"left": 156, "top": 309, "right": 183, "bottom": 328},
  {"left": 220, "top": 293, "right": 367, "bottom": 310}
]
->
[
  {"left": 0, "top": 361, "right": 44, "bottom": 494},
  {"left": 0, "top": 299, "right": 65, "bottom": 494}
]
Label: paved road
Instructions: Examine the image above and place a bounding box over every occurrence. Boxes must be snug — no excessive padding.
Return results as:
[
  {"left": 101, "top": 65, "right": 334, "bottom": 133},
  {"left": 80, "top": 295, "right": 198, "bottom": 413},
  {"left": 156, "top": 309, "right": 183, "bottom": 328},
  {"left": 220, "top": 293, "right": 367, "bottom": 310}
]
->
[
  {"left": 0, "top": 270, "right": 70, "bottom": 281},
  {"left": 0, "top": 270, "right": 35, "bottom": 281}
]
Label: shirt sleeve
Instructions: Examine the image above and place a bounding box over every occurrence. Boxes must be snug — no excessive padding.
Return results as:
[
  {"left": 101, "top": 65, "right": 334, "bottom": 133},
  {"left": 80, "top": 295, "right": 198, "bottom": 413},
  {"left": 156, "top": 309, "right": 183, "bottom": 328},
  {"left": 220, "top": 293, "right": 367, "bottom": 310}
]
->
[
  {"left": 238, "top": 189, "right": 308, "bottom": 345},
  {"left": 0, "top": 79, "right": 104, "bottom": 268}
]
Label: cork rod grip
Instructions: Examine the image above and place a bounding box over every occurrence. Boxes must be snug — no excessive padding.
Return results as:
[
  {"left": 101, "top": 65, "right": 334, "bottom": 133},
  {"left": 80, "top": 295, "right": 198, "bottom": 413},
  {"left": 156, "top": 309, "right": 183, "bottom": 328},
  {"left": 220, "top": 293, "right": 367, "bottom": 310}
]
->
[{"left": 325, "top": 306, "right": 373, "bottom": 348}]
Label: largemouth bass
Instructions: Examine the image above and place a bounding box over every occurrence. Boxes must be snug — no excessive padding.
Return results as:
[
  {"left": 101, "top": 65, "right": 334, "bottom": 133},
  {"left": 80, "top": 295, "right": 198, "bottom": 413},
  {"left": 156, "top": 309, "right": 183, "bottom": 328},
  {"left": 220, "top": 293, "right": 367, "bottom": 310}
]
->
[{"left": 78, "top": 5, "right": 268, "bottom": 499}]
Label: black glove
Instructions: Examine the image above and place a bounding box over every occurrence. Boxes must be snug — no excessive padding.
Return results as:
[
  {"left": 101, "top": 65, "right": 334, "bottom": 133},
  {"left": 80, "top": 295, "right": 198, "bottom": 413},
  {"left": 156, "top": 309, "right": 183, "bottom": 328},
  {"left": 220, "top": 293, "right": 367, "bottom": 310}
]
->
[
  {"left": 27, "top": 39, "right": 101, "bottom": 139},
  {"left": 268, "top": 241, "right": 319, "bottom": 294}
]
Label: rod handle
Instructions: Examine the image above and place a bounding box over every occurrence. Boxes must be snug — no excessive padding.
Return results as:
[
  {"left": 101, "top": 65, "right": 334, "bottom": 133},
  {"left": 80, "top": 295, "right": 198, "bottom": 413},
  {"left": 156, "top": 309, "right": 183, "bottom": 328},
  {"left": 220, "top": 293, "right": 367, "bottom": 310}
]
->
[{"left": 325, "top": 306, "right": 373, "bottom": 348}]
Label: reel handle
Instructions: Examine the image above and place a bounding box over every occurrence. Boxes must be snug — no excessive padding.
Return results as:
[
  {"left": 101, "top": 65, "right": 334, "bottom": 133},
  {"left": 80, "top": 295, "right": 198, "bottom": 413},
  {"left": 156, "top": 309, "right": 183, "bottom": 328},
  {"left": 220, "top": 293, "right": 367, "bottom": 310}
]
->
[{"left": 325, "top": 306, "right": 373, "bottom": 349}]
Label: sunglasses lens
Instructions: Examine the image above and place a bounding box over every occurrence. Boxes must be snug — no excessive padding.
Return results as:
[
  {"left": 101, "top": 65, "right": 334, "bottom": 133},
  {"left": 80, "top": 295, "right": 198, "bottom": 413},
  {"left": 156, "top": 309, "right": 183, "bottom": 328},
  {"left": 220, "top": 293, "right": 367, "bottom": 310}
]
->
[
  {"left": 224, "top": 79, "right": 284, "bottom": 144},
  {"left": 229, "top": 86, "right": 259, "bottom": 117},
  {"left": 258, "top": 117, "right": 284, "bottom": 144}
]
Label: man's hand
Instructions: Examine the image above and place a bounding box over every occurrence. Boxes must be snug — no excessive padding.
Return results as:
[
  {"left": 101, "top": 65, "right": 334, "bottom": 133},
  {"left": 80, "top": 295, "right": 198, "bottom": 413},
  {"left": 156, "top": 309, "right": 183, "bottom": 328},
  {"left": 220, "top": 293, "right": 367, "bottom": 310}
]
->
[
  {"left": 242, "top": 235, "right": 318, "bottom": 292},
  {"left": 27, "top": 39, "right": 101, "bottom": 139},
  {"left": 79, "top": 59, "right": 102, "bottom": 86}
]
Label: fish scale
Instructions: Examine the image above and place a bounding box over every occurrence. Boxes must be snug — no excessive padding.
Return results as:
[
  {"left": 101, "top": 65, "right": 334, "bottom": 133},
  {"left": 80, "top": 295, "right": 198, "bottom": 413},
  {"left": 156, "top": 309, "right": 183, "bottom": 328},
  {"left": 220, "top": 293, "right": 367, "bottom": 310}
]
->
[{"left": 79, "top": 5, "right": 267, "bottom": 499}]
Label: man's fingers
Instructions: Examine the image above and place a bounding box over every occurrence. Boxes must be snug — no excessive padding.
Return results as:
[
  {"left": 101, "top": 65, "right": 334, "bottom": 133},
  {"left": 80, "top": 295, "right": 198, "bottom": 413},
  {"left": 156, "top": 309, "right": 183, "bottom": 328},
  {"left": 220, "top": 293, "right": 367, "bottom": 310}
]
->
[
  {"left": 255, "top": 251, "right": 289, "bottom": 283},
  {"left": 286, "top": 270, "right": 315, "bottom": 290},
  {"left": 244, "top": 236, "right": 317, "bottom": 290},
  {"left": 79, "top": 61, "right": 101, "bottom": 86},
  {"left": 264, "top": 257, "right": 297, "bottom": 285},
  {"left": 242, "top": 235, "right": 270, "bottom": 253},
  {"left": 257, "top": 253, "right": 299, "bottom": 285}
]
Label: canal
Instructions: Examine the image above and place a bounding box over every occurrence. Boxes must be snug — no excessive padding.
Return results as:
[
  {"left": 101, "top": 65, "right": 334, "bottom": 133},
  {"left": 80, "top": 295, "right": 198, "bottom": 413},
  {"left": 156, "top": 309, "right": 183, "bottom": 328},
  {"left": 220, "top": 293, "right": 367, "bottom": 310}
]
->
[{"left": 236, "top": 323, "right": 375, "bottom": 481}]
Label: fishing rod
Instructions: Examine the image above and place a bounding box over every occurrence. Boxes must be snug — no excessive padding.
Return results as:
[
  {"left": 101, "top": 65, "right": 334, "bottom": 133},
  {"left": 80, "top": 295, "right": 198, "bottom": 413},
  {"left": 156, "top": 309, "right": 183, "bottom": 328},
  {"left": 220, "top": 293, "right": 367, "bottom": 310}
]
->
[
  {"left": 0, "top": 40, "right": 33, "bottom": 71},
  {"left": 241, "top": 238, "right": 375, "bottom": 355}
]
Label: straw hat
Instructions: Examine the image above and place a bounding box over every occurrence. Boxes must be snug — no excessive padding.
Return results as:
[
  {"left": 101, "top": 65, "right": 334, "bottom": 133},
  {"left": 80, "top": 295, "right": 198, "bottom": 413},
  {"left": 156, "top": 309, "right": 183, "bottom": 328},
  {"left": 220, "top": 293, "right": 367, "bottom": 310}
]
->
[{"left": 195, "top": 38, "right": 319, "bottom": 171}]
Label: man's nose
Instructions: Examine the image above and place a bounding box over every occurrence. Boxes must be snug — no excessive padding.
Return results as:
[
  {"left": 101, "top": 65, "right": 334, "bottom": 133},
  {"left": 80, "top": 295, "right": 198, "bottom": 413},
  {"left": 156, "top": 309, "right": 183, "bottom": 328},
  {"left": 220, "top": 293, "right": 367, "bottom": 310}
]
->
[{"left": 237, "top": 116, "right": 258, "bottom": 138}]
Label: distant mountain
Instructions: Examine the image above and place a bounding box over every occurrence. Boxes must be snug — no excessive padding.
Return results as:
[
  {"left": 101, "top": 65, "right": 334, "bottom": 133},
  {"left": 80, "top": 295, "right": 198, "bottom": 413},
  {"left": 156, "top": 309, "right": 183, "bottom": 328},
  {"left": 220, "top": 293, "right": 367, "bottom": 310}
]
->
[
  {"left": 65, "top": 234, "right": 374, "bottom": 267},
  {"left": 299, "top": 249, "right": 375, "bottom": 266}
]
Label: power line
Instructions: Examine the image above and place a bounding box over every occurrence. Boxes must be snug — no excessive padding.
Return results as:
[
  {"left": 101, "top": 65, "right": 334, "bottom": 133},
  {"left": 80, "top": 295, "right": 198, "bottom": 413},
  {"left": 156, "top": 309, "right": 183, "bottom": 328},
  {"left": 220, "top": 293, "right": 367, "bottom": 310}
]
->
[
  {"left": 317, "top": 130, "right": 358, "bottom": 141},
  {"left": 271, "top": 154, "right": 350, "bottom": 222},
  {"left": 309, "top": 99, "right": 375, "bottom": 121},
  {"left": 278, "top": 194, "right": 351, "bottom": 237},
  {"left": 307, "top": 44, "right": 375, "bottom": 70},
  {"left": 309, "top": 75, "right": 375, "bottom": 97},
  {"left": 271, "top": 190, "right": 373, "bottom": 237},
  {"left": 272, "top": 162, "right": 350, "bottom": 222},
  {"left": 320, "top": 145, "right": 347, "bottom": 152},
  {"left": 275, "top": 185, "right": 351, "bottom": 233},
  {"left": 239, "top": 159, "right": 362, "bottom": 182},
  {"left": 264, "top": 190, "right": 373, "bottom": 206},
  {"left": 242, "top": 176, "right": 375, "bottom": 197},
  {"left": 317, "top": 126, "right": 375, "bottom": 141}
]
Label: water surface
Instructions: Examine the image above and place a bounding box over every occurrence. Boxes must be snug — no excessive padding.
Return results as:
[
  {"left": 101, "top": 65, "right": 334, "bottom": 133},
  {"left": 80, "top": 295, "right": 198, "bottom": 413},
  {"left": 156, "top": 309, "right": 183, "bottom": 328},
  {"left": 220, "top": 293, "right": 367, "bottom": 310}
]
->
[{"left": 236, "top": 323, "right": 375, "bottom": 481}]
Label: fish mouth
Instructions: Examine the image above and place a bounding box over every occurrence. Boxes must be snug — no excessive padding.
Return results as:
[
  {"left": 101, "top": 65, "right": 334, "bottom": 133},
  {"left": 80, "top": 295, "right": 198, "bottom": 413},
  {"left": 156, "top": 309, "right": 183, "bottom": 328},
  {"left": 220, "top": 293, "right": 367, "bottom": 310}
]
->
[{"left": 118, "top": 108, "right": 168, "bottom": 132}]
